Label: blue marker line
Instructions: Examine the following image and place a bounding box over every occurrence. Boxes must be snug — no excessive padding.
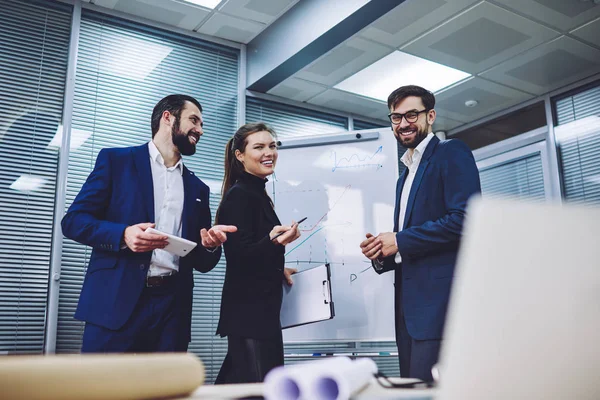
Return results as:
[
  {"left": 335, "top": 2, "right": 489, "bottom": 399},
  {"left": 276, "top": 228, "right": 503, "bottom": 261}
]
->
[
  {"left": 285, "top": 227, "right": 324, "bottom": 256},
  {"left": 331, "top": 146, "right": 383, "bottom": 172}
]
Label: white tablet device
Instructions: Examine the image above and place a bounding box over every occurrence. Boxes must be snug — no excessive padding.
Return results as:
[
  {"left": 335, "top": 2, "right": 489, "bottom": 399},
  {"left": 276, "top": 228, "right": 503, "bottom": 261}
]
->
[{"left": 145, "top": 227, "right": 197, "bottom": 257}]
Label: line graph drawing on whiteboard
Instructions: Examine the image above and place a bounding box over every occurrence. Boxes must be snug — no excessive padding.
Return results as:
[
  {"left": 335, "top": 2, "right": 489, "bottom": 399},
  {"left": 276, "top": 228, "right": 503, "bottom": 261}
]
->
[
  {"left": 331, "top": 145, "right": 384, "bottom": 172},
  {"left": 275, "top": 184, "right": 351, "bottom": 260},
  {"left": 271, "top": 179, "right": 376, "bottom": 287}
]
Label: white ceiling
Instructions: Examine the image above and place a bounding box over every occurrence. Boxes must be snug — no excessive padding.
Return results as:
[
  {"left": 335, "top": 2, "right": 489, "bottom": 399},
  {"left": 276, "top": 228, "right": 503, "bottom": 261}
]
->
[{"left": 84, "top": 0, "right": 600, "bottom": 131}]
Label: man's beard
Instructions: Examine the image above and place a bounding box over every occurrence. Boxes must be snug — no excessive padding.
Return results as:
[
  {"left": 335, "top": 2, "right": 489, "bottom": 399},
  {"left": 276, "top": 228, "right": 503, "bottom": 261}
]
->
[
  {"left": 171, "top": 117, "right": 196, "bottom": 156},
  {"left": 395, "top": 123, "right": 429, "bottom": 149}
]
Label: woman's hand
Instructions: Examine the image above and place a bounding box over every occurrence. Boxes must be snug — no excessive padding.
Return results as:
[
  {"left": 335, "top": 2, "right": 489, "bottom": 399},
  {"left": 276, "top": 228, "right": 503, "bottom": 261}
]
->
[
  {"left": 283, "top": 268, "right": 297, "bottom": 286},
  {"left": 269, "top": 221, "right": 301, "bottom": 245}
]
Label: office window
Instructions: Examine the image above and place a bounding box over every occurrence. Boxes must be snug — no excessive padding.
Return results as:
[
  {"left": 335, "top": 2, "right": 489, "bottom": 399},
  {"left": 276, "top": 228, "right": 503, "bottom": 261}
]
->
[
  {"left": 0, "top": 0, "right": 71, "bottom": 354},
  {"left": 479, "top": 153, "right": 546, "bottom": 201},
  {"left": 246, "top": 97, "right": 347, "bottom": 139},
  {"left": 451, "top": 102, "right": 547, "bottom": 151},
  {"left": 56, "top": 11, "right": 238, "bottom": 383},
  {"left": 554, "top": 83, "right": 600, "bottom": 205}
]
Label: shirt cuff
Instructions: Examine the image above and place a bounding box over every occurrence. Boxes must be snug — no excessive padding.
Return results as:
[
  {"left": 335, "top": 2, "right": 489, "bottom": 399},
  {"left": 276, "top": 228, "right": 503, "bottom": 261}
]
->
[
  {"left": 373, "top": 258, "right": 385, "bottom": 271},
  {"left": 204, "top": 245, "right": 220, "bottom": 253},
  {"left": 394, "top": 235, "right": 402, "bottom": 263}
]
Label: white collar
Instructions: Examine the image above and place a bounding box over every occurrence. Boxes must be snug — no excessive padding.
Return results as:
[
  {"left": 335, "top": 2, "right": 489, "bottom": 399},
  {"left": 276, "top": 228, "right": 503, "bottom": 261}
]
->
[
  {"left": 148, "top": 140, "right": 183, "bottom": 175},
  {"left": 400, "top": 132, "right": 435, "bottom": 168}
]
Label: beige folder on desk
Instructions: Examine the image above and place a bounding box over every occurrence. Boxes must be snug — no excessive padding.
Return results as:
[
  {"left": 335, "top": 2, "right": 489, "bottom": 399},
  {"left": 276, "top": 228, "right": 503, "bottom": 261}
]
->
[{"left": 280, "top": 263, "right": 334, "bottom": 329}]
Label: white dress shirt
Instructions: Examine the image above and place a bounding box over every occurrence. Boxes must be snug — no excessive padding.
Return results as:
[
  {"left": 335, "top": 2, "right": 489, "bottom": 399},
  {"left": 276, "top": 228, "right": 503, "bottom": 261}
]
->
[
  {"left": 147, "top": 141, "right": 185, "bottom": 277},
  {"left": 394, "top": 132, "right": 435, "bottom": 263}
]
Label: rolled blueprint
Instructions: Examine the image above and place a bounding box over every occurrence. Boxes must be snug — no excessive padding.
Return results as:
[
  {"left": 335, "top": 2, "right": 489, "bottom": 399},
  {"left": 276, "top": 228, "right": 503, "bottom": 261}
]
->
[
  {"left": 0, "top": 353, "right": 204, "bottom": 400},
  {"left": 310, "top": 357, "right": 377, "bottom": 400},
  {"left": 264, "top": 356, "right": 376, "bottom": 400}
]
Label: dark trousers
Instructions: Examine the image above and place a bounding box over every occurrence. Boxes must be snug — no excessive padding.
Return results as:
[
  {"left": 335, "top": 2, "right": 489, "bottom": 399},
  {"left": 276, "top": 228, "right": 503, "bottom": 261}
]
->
[
  {"left": 395, "top": 310, "right": 442, "bottom": 381},
  {"left": 395, "top": 281, "right": 442, "bottom": 381},
  {"left": 81, "top": 284, "right": 187, "bottom": 353},
  {"left": 215, "top": 334, "right": 284, "bottom": 384}
]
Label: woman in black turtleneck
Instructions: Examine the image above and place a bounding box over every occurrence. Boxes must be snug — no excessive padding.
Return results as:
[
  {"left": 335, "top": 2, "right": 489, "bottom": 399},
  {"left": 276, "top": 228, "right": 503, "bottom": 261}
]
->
[{"left": 214, "top": 122, "right": 301, "bottom": 384}]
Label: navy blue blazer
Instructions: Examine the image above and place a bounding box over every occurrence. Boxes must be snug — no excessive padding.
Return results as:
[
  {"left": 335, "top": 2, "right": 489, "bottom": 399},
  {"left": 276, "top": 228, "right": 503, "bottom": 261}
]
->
[
  {"left": 376, "top": 136, "right": 481, "bottom": 341},
  {"left": 61, "top": 143, "right": 221, "bottom": 341}
]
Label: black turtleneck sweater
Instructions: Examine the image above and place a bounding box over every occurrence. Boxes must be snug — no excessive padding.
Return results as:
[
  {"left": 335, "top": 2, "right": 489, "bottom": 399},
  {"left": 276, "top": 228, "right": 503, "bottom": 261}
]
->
[{"left": 216, "top": 171, "right": 285, "bottom": 339}]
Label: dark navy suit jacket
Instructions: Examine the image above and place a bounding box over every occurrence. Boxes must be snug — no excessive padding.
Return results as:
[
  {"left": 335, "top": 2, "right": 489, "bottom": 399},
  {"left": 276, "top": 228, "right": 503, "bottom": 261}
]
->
[
  {"left": 376, "top": 136, "right": 481, "bottom": 341},
  {"left": 61, "top": 143, "right": 221, "bottom": 342}
]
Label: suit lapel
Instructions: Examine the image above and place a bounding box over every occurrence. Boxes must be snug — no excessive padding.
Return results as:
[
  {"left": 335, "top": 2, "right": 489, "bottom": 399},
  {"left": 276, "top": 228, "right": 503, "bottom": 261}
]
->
[
  {"left": 181, "top": 165, "right": 197, "bottom": 240},
  {"left": 394, "top": 170, "right": 408, "bottom": 232},
  {"left": 402, "top": 136, "right": 439, "bottom": 230},
  {"left": 132, "top": 144, "right": 154, "bottom": 222}
]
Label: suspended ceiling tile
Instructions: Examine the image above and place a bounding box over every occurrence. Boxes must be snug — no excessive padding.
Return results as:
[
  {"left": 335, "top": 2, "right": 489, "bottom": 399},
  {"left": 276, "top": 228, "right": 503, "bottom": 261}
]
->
[
  {"left": 571, "top": 17, "right": 600, "bottom": 48},
  {"left": 108, "top": 0, "right": 211, "bottom": 30},
  {"left": 359, "top": 0, "right": 479, "bottom": 48},
  {"left": 219, "top": 0, "right": 299, "bottom": 24},
  {"left": 267, "top": 78, "right": 328, "bottom": 103},
  {"left": 493, "top": 0, "right": 600, "bottom": 32},
  {"left": 481, "top": 36, "right": 600, "bottom": 95},
  {"left": 434, "top": 77, "right": 533, "bottom": 122},
  {"left": 197, "top": 12, "right": 265, "bottom": 43},
  {"left": 295, "top": 36, "right": 392, "bottom": 87},
  {"left": 307, "top": 89, "right": 387, "bottom": 120},
  {"left": 401, "top": 1, "right": 559, "bottom": 74}
]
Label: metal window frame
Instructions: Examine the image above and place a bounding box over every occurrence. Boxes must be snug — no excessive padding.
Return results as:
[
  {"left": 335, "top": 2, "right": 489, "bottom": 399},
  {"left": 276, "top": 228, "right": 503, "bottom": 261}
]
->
[{"left": 44, "top": 0, "right": 81, "bottom": 354}]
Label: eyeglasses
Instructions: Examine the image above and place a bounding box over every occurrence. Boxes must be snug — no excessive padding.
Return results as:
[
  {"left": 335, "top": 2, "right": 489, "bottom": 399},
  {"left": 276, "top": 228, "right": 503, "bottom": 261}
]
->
[{"left": 388, "top": 109, "right": 429, "bottom": 125}]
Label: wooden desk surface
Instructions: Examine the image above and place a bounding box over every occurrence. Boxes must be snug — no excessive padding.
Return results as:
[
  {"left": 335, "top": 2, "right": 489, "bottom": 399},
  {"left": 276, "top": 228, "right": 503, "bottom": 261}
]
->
[{"left": 185, "top": 378, "right": 435, "bottom": 399}]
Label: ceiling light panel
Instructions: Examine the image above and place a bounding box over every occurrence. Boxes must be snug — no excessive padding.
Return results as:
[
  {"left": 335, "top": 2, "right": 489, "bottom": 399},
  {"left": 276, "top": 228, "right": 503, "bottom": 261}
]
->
[{"left": 334, "top": 51, "right": 470, "bottom": 102}]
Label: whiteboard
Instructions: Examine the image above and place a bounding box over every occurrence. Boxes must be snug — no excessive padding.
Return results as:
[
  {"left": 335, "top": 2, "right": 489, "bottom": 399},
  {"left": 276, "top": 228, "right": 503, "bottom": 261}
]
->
[{"left": 267, "top": 129, "right": 398, "bottom": 342}]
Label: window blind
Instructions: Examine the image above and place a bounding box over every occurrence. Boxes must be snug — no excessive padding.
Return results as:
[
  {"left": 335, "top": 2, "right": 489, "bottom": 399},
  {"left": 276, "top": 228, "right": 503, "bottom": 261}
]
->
[
  {"left": 353, "top": 119, "right": 387, "bottom": 131},
  {"left": 479, "top": 153, "right": 546, "bottom": 201},
  {"left": 0, "top": 0, "right": 71, "bottom": 354},
  {"left": 554, "top": 83, "right": 600, "bottom": 206},
  {"left": 246, "top": 97, "right": 347, "bottom": 139},
  {"left": 55, "top": 11, "right": 239, "bottom": 383}
]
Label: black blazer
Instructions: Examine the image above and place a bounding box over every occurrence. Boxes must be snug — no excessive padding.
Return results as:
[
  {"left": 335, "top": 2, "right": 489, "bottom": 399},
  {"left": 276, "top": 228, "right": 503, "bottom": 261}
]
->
[{"left": 216, "top": 172, "right": 285, "bottom": 339}]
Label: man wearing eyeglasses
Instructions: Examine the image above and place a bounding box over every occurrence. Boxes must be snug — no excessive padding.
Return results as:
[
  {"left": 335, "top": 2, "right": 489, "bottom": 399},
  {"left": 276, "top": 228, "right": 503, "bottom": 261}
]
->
[{"left": 360, "top": 85, "right": 481, "bottom": 381}]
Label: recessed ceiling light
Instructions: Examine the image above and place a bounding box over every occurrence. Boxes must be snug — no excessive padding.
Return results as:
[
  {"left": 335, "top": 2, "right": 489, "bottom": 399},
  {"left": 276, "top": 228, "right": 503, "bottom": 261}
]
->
[
  {"left": 180, "top": 0, "right": 222, "bottom": 9},
  {"left": 465, "top": 100, "right": 479, "bottom": 108},
  {"left": 335, "top": 51, "right": 471, "bottom": 102}
]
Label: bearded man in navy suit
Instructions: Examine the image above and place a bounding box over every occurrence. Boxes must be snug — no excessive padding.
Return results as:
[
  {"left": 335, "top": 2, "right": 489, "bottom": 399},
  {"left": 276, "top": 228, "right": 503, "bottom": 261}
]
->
[
  {"left": 62, "top": 94, "right": 237, "bottom": 353},
  {"left": 360, "top": 85, "right": 481, "bottom": 381}
]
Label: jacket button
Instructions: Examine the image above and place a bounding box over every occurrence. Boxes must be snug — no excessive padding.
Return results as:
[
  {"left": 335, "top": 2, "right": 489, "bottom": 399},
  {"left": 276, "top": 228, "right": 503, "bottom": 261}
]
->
[{"left": 139, "top": 264, "right": 145, "bottom": 270}]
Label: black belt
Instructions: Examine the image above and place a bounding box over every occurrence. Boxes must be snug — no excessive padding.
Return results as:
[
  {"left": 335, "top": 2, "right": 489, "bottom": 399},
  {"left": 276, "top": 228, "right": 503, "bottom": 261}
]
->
[{"left": 146, "top": 273, "right": 177, "bottom": 288}]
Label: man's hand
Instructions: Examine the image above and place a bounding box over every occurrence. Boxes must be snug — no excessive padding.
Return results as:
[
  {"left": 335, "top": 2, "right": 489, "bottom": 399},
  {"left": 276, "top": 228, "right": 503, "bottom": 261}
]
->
[
  {"left": 360, "top": 233, "right": 382, "bottom": 260},
  {"left": 283, "top": 267, "right": 297, "bottom": 286},
  {"left": 200, "top": 225, "right": 237, "bottom": 248},
  {"left": 123, "top": 223, "right": 168, "bottom": 253},
  {"left": 377, "top": 232, "right": 398, "bottom": 257}
]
